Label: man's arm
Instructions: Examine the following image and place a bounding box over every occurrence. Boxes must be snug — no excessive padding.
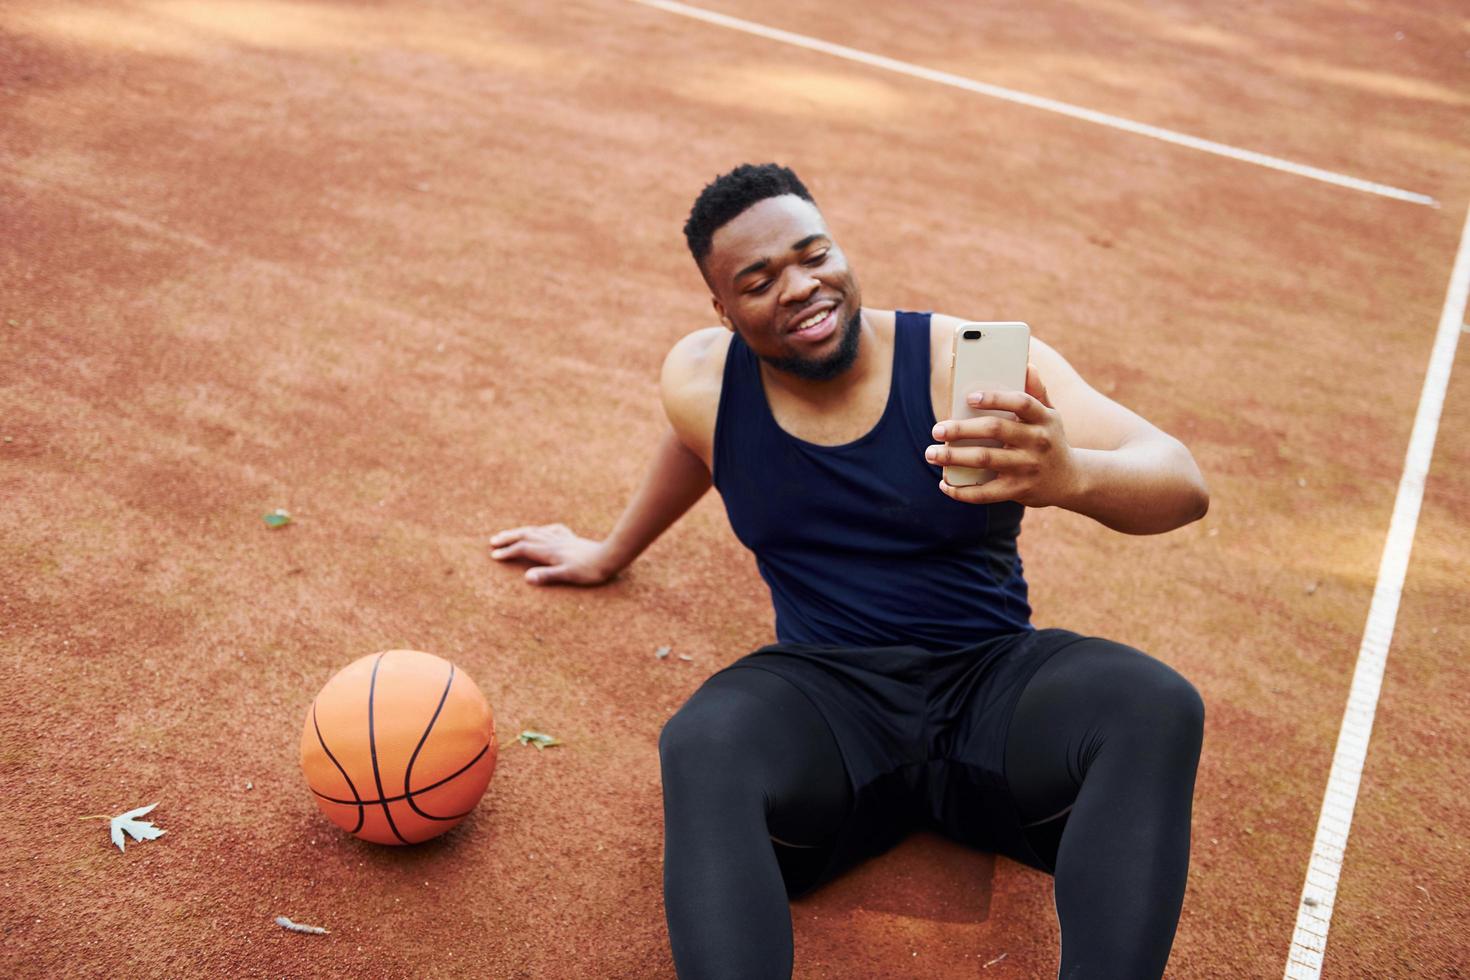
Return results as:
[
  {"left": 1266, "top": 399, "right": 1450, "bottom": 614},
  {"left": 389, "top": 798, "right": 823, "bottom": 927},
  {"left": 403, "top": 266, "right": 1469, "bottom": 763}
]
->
[
  {"left": 928, "top": 336, "right": 1209, "bottom": 535},
  {"left": 597, "top": 428, "right": 713, "bottom": 574},
  {"left": 488, "top": 330, "right": 722, "bottom": 584}
]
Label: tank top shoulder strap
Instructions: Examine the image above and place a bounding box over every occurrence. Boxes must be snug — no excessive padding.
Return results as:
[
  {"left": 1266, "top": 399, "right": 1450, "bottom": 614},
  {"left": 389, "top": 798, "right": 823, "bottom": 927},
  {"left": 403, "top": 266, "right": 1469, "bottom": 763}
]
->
[
  {"left": 892, "top": 310, "right": 938, "bottom": 445},
  {"left": 720, "top": 328, "right": 758, "bottom": 391},
  {"left": 712, "top": 330, "right": 768, "bottom": 487}
]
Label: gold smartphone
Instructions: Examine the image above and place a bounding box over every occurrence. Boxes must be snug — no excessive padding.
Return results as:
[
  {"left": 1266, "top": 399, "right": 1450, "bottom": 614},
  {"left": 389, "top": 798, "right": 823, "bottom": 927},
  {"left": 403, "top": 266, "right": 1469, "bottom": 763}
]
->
[{"left": 944, "top": 321, "right": 1031, "bottom": 487}]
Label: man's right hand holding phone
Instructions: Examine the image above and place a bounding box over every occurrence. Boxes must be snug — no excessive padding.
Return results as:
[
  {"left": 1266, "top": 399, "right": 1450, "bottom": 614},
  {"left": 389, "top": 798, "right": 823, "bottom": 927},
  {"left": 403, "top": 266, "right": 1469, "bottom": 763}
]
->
[{"left": 926, "top": 363, "right": 1083, "bottom": 509}]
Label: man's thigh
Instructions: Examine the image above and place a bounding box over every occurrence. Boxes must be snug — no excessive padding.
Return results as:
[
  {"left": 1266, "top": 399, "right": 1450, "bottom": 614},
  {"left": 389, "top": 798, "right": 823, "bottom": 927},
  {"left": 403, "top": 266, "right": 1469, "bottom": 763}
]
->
[
  {"left": 668, "top": 666, "right": 852, "bottom": 839},
  {"left": 699, "top": 648, "right": 932, "bottom": 894},
  {"left": 923, "top": 628, "right": 1095, "bottom": 869}
]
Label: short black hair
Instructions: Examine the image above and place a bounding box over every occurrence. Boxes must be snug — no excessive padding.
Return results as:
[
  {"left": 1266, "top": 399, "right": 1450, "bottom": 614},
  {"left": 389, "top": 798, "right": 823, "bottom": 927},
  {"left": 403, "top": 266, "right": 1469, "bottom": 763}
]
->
[{"left": 683, "top": 163, "right": 815, "bottom": 265}]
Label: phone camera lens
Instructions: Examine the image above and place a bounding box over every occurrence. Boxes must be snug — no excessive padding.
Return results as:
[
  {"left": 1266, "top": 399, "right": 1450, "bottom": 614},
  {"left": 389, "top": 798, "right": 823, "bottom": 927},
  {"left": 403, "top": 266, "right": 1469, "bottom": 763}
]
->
[{"left": 962, "top": 329, "right": 982, "bottom": 340}]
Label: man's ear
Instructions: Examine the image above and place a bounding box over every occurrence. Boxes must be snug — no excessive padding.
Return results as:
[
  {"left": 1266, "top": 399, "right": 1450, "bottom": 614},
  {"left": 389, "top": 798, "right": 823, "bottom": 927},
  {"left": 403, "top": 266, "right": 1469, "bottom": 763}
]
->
[{"left": 711, "top": 296, "right": 733, "bottom": 331}]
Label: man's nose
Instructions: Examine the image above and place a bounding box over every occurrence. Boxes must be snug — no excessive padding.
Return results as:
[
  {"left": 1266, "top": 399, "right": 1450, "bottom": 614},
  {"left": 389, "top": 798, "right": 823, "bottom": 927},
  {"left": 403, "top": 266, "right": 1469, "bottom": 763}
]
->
[{"left": 780, "top": 267, "right": 820, "bottom": 305}]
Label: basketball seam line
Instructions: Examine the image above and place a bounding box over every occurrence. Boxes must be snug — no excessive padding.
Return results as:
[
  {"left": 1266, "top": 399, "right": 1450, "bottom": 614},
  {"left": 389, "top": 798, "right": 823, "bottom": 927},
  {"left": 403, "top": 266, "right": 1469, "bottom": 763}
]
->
[
  {"left": 404, "top": 663, "right": 460, "bottom": 821},
  {"left": 313, "top": 700, "right": 365, "bottom": 835},
  {"left": 310, "top": 743, "right": 491, "bottom": 808},
  {"left": 367, "top": 653, "right": 410, "bottom": 844}
]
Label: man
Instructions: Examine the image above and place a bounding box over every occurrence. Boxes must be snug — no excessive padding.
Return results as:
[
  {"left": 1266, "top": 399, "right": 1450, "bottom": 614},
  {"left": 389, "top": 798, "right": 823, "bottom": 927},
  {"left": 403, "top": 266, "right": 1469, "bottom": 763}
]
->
[{"left": 491, "top": 163, "right": 1209, "bottom": 979}]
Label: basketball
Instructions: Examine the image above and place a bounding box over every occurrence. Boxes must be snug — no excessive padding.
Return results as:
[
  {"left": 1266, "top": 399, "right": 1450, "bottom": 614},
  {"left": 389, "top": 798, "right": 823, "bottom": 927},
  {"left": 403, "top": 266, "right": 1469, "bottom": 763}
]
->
[{"left": 300, "top": 650, "right": 497, "bottom": 845}]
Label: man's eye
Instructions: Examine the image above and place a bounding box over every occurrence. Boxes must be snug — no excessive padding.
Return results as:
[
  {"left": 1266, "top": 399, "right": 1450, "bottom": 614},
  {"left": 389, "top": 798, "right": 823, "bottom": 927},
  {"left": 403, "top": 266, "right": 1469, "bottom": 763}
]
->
[
  {"left": 804, "top": 250, "right": 829, "bottom": 266},
  {"left": 746, "top": 281, "right": 772, "bottom": 295}
]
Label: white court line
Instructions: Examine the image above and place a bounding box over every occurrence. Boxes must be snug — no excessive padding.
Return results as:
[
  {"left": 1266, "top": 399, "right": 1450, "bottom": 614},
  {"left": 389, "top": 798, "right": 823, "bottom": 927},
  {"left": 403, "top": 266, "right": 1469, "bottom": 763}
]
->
[
  {"left": 1282, "top": 208, "right": 1470, "bottom": 980},
  {"left": 626, "top": 0, "right": 1438, "bottom": 208}
]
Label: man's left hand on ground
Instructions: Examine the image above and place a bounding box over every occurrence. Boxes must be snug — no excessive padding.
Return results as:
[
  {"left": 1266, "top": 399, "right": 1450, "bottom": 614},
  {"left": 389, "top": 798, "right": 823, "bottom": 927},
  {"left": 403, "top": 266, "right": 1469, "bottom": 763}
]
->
[{"left": 927, "top": 363, "right": 1082, "bottom": 508}]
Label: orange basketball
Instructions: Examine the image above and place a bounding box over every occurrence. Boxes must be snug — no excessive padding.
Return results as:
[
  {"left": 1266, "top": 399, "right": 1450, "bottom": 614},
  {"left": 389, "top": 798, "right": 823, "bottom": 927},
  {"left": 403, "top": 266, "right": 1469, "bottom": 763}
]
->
[{"left": 300, "top": 650, "right": 496, "bottom": 845}]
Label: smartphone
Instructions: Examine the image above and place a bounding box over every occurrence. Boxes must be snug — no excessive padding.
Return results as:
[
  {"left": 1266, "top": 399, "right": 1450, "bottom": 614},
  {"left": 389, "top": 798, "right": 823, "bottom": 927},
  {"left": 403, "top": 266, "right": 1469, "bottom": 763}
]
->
[{"left": 943, "top": 321, "right": 1031, "bottom": 487}]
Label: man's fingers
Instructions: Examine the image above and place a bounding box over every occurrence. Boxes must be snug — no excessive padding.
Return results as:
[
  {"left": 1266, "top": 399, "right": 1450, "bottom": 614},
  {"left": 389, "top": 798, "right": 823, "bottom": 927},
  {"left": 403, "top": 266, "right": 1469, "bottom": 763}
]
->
[
  {"left": 961, "top": 388, "right": 1048, "bottom": 423},
  {"left": 932, "top": 413, "right": 1032, "bottom": 444},
  {"left": 490, "top": 540, "right": 558, "bottom": 564},
  {"left": 491, "top": 522, "right": 577, "bottom": 553},
  {"left": 489, "top": 540, "right": 528, "bottom": 561},
  {"left": 526, "top": 565, "right": 569, "bottom": 585},
  {"left": 952, "top": 417, "right": 1034, "bottom": 446},
  {"left": 927, "top": 415, "right": 1040, "bottom": 449},
  {"left": 489, "top": 525, "right": 539, "bottom": 548},
  {"left": 926, "top": 445, "right": 1035, "bottom": 472},
  {"left": 938, "top": 475, "right": 1023, "bottom": 505},
  {"left": 1025, "top": 362, "right": 1053, "bottom": 409}
]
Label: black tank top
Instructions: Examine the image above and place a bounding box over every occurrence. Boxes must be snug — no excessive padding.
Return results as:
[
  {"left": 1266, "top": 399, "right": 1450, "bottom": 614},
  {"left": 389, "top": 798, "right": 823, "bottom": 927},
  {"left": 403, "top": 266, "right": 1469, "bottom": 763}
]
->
[{"left": 711, "top": 310, "right": 1032, "bottom": 651}]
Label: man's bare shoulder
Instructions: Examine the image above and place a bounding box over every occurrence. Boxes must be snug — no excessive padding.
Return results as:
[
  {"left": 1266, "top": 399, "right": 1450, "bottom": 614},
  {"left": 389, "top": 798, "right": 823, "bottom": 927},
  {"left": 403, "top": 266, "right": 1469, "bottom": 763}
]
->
[
  {"left": 661, "top": 326, "right": 732, "bottom": 408},
  {"left": 660, "top": 326, "right": 732, "bottom": 465},
  {"left": 663, "top": 327, "right": 731, "bottom": 383},
  {"left": 927, "top": 312, "right": 963, "bottom": 354}
]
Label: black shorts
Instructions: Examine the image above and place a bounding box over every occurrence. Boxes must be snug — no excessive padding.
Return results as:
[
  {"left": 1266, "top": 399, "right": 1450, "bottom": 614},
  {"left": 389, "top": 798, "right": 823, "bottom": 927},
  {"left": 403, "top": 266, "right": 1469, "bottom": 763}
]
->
[{"left": 707, "top": 627, "right": 1089, "bottom": 896}]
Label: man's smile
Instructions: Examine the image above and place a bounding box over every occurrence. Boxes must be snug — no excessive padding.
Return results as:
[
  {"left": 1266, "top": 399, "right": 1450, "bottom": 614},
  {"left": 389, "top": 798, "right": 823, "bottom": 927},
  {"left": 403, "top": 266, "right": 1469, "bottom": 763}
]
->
[{"left": 785, "top": 301, "right": 840, "bottom": 341}]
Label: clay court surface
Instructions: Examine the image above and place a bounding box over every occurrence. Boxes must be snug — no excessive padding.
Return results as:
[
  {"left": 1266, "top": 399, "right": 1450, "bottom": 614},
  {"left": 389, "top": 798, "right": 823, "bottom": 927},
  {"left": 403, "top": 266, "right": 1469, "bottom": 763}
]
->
[{"left": 3, "top": 0, "right": 1469, "bottom": 976}]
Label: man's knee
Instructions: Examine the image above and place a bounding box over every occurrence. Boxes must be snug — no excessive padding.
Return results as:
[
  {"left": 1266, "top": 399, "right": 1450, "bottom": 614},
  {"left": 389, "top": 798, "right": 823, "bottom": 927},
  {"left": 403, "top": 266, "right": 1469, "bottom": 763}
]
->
[
  {"left": 1116, "top": 661, "right": 1205, "bottom": 760},
  {"left": 658, "top": 704, "right": 723, "bottom": 772},
  {"left": 658, "top": 686, "right": 765, "bottom": 787},
  {"left": 1054, "top": 643, "right": 1204, "bottom": 754},
  {"left": 1149, "top": 666, "right": 1204, "bottom": 736}
]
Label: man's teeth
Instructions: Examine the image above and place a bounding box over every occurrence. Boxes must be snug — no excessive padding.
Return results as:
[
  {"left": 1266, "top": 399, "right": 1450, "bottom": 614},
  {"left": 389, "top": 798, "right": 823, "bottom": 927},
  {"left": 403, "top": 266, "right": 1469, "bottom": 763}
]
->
[{"left": 796, "top": 310, "right": 829, "bottom": 331}]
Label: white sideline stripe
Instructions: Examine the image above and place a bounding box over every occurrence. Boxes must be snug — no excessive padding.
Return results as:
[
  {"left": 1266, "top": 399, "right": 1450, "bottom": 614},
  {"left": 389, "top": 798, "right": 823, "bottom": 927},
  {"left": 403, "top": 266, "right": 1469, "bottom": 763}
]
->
[
  {"left": 1282, "top": 205, "right": 1470, "bottom": 980},
  {"left": 626, "top": 0, "right": 1438, "bottom": 208}
]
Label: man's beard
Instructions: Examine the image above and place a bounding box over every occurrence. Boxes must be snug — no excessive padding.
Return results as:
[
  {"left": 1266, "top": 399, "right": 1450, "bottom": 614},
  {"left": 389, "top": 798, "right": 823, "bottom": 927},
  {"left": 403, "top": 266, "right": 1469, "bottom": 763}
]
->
[{"left": 759, "top": 309, "right": 862, "bottom": 382}]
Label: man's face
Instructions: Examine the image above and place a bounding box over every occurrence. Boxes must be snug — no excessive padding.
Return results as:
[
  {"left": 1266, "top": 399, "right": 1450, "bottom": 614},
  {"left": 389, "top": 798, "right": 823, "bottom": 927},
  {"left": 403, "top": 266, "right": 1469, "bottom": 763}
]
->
[{"left": 703, "top": 195, "right": 863, "bottom": 382}]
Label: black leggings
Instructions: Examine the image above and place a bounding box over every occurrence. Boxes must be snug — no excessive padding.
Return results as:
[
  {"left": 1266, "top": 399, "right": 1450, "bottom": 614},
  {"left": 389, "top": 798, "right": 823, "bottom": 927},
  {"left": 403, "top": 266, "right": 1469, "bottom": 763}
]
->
[{"left": 658, "top": 641, "right": 1204, "bottom": 979}]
